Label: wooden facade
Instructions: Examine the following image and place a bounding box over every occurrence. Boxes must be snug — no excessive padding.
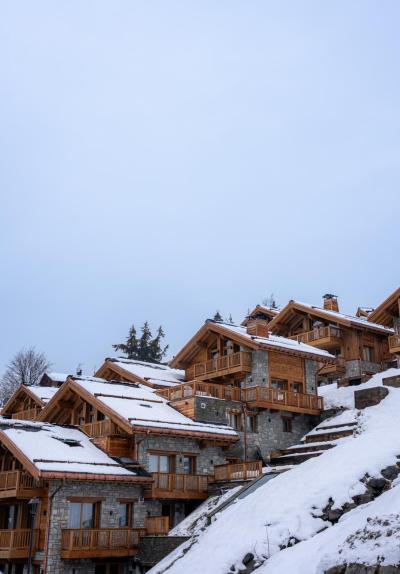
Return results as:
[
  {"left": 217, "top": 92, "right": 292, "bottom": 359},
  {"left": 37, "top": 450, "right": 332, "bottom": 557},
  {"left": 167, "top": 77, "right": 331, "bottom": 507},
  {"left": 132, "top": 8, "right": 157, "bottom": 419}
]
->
[
  {"left": 368, "top": 288, "right": 400, "bottom": 357},
  {"left": 268, "top": 297, "right": 392, "bottom": 384}
]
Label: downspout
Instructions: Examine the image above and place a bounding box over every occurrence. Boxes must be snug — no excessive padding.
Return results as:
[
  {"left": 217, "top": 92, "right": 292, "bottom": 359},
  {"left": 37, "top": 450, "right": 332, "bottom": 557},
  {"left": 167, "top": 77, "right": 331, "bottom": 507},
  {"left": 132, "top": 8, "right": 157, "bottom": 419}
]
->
[{"left": 42, "top": 480, "right": 65, "bottom": 574}]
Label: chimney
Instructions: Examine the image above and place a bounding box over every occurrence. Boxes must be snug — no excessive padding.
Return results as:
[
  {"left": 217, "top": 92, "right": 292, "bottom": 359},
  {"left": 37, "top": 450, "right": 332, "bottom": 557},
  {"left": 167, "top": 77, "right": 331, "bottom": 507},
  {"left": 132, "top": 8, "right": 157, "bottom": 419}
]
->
[
  {"left": 323, "top": 294, "right": 339, "bottom": 312},
  {"left": 246, "top": 318, "right": 269, "bottom": 338}
]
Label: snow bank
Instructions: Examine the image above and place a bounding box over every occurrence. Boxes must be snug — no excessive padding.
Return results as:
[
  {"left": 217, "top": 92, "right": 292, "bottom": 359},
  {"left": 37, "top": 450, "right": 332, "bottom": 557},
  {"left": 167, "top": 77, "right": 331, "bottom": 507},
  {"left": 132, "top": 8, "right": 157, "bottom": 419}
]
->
[
  {"left": 318, "top": 368, "right": 400, "bottom": 410},
  {"left": 149, "top": 385, "right": 400, "bottom": 574}
]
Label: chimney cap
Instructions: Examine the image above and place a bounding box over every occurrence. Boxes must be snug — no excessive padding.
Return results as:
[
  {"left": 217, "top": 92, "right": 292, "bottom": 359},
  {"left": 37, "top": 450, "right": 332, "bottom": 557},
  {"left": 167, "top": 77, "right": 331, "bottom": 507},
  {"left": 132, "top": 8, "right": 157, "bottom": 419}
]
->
[{"left": 323, "top": 293, "right": 338, "bottom": 300}]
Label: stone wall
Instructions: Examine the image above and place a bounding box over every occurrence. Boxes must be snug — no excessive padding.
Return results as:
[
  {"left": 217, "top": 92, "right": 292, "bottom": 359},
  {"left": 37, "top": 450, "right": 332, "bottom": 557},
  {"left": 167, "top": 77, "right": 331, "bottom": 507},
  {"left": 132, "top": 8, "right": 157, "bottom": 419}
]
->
[
  {"left": 137, "top": 435, "right": 227, "bottom": 475},
  {"left": 354, "top": 386, "right": 389, "bottom": 409},
  {"left": 345, "top": 360, "right": 382, "bottom": 381},
  {"left": 45, "top": 479, "right": 145, "bottom": 574},
  {"left": 246, "top": 350, "right": 269, "bottom": 387},
  {"left": 137, "top": 536, "right": 189, "bottom": 568},
  {"left": 304, "top": 360, "right": 318, "bottom": 393}
]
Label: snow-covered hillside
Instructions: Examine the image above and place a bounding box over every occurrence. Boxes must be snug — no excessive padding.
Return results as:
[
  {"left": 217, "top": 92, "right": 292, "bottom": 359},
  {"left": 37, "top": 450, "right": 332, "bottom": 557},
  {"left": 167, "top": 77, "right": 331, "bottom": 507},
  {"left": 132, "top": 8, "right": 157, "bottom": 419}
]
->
[{"left": 150, "top": 371, "right": 400, "bottom": 574}]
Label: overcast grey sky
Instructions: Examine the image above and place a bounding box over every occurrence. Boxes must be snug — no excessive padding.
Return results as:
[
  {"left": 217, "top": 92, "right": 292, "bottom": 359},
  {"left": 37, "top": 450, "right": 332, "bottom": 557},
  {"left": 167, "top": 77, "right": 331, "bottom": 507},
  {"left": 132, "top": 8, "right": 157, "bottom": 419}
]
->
[{"left": 0, "top": 1, "right": 399, "bottom": 376}]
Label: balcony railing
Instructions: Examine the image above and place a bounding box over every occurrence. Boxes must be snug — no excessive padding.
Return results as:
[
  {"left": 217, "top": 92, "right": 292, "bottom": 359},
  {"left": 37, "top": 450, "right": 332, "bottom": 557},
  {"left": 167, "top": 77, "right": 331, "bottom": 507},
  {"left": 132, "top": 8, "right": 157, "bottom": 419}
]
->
[
  {"left": 241, "top": 387, "right": 323, "bottom": 415},
  {"left": 185, "top": 351, "right": 252, "bottom": 382},
  {"left": 145, "top": 516, "right": 170, "bottom": 536},
  {"left": 147, "top": 473, "right": 209, "bottom": 500},
  {"left": 389, "top": 334, "right": 400, "bottom": 353},
  {"left": 61, "top": 528, "right": 146, "bottom": 558},
  {"left": 0, "top": 529, "right": 38, "bottom": 558},
  {"left": 213, "top": 460, "right": 262, "bottom": 482},
  {"left": 157, "top": 381, "right": 241, "bottom": 402},
  {"left": 318, "top": 357, "right": 346, "bottom": 376},
  {"left": 289, "top": 326, "right": 342, "bottom": 347},
  {"left": 79, "top": 419, "right": 125, "bottom": 438},
  {"left": 11, "top": 407, "right": 42, "bottom": 421},
  {"left": 0, "top": 470, "right": 43, "bottom": 499}
]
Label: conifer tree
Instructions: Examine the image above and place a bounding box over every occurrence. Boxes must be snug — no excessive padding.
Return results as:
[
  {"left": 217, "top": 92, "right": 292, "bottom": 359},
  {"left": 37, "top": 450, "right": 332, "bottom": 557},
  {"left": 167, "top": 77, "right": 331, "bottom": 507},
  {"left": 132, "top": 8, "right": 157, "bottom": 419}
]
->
[{"left": 113, "top": 322, "right": 168, "bottom": 364}]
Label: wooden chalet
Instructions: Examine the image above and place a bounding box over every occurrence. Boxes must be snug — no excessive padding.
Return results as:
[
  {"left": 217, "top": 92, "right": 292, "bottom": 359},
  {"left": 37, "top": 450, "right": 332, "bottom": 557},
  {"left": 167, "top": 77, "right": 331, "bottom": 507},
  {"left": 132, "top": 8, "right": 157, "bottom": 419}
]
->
[
  {"left": 368, "top": 287, "right": 400, "bottom": 361},
  {"left": 38, "top": 375, "right": 238, "bottom": 529},
  {"left": 1, "top": 385, "right": 59, "bottom": 422},
  {"left": 0, "top": 419, "right": 151, "bottom": 574},
  {"left": 267, "top": 294, "right": 393, "bottom": 385},
  {"left": 168, "top": 318, "right": 332, "bottom": 416},
  {"left": 95, "top": 358, "right": 185, "bottom": 390}
]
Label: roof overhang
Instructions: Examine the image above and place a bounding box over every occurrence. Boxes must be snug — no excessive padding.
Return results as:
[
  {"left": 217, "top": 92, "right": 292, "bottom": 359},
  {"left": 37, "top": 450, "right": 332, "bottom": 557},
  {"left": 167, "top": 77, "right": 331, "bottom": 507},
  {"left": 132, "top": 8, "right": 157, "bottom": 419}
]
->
[
  {"left": 1, "top": 385, "right": 44, "bottom": 417},
  {"left": 368, "top": 288, "right": 400, "bottom": 326}
]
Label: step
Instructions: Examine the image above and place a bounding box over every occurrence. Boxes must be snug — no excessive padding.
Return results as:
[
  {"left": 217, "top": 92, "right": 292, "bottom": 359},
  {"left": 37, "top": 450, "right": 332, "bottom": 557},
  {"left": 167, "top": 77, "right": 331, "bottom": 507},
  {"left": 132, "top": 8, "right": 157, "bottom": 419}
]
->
[{"left": 270, "top": 450, "right": 323, "bottom": 466}]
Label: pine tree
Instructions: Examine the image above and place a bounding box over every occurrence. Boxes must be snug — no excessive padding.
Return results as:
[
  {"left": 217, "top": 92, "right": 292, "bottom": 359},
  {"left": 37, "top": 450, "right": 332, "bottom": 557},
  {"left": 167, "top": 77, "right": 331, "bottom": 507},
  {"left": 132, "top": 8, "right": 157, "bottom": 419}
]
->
[
  {"left": 112, "top": 325, "right": 139, "bottom": 359},
  {"left": 227, "top": 313, "right": 234, "bottom": 324},
  {"left": 213, "top": 310, "right": 223, "bottom": 322},
  {"left": 113, "top": 322, "right": 168, "bottom": 364}
]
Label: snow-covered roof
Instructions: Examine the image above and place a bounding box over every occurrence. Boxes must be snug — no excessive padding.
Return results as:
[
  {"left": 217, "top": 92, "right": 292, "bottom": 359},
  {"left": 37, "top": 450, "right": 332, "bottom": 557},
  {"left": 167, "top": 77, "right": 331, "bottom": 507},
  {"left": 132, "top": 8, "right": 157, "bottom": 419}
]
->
[
  {"left": 44, "top": 372, "right": 69, "bottom": 383},
  {"left": 105, "top": 358, "right": 185, "bottom": 388},
  {"left": 26, "top": 385, "right": 59, "bottom": 405},
  {"left": 70, "top": 376, "right": 238, "bottom": 439},
  {"left": 288, "top": 301, "right": 393, "bottom": 333},
  {"left": 217, "top": 322, "right": 335, "bottom": 359},
  {"left": 151, "top": 370, "right": 400, "bottom": 574},
  {"left": 0, "top": 418, "right": 137, "bottom": 478}
]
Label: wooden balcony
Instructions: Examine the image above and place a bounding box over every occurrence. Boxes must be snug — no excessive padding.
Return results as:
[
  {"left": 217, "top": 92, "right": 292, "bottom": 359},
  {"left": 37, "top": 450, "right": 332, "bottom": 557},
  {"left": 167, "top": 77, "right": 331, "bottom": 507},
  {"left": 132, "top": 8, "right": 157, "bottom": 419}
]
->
[
  {"left": 11, "top": 407, "right": 42, "bottom": 421},
  {"left": 157, "top": 381, "right": 241, "bottom": 402},
  {"left": 389, "top": 334, "right": 400, "bottom": 354},
  {"left": 146, "top": 473, "right": 209, "bottom": 500},
  {"left": 145, "top": 516, "right": 170, "bottom": 536},
  {"left": 0, "top": 529, "right": 38, "bottom": 559},
  {"left": 289, "top": 326, "right": 343, "bottom": 349},
  {"left": 61, "top": 528, "right": 146, "bottom": 559},
  {"left": 213, "top": 460, "right": 262, "bottom": 482},
  {"left": 0, "top": 470, "right": 44, "bottom": 499},
  {"left": 318, "top": 357, "right": 346, "bottom": 377},
  {"left": 242, "top": 387, "right": 323, "bottom": 415},
  {"left": 185, "top": 351, "right": 252, "bottom": 382},
  {"left": 79, "top": 419, "right": 124, "bottom": 438}
]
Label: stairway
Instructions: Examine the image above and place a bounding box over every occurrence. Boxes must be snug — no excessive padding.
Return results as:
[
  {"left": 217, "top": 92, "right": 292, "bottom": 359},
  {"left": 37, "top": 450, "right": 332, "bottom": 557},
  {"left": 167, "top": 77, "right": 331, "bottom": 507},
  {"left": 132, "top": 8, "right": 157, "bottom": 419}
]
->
[{"left": 269, "top": 420, "right": 358, "bottom": 469}]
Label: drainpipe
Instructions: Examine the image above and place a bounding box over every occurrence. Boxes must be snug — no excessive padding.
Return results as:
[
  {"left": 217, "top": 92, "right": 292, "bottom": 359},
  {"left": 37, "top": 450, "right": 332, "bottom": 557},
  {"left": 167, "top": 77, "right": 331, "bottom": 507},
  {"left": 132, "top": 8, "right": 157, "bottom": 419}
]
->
[{"left": 42, "top": 480, "right": 64, "bottom": 574}]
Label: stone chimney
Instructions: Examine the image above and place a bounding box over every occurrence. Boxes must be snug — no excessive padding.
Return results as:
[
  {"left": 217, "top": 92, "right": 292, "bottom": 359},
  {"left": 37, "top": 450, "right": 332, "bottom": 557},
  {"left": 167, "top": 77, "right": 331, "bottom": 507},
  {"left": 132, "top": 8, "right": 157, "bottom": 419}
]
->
[
  {"left": 323, "top": 293, "right": 339, "bottom": 312},
  {"left": 246, "top": 318, "right": 269, "bottom": 338}
]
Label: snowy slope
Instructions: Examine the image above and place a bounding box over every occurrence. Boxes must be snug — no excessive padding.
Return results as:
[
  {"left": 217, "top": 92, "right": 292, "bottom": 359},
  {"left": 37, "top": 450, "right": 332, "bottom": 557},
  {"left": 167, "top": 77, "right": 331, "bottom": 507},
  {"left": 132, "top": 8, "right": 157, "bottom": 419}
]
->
[{"left": 150, "top": 375, "right": 400, "bottom": 574}]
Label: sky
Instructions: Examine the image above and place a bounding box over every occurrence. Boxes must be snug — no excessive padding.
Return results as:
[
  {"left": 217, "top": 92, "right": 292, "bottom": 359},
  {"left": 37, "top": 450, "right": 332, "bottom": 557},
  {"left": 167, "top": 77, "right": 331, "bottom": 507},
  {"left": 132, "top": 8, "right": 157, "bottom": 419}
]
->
[{"left": 0, "top": 1, "right": 399, "bottom": 376}]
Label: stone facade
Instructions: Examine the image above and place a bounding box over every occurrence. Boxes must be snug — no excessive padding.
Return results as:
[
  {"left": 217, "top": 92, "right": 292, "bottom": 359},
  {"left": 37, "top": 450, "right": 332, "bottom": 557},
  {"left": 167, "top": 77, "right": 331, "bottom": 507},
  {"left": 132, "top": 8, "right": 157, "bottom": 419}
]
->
[
  {"left": 345, "top": 360, "right": 382, "bottom": 382},
  {"left": 247, "top": 350, "right": 269, "bottom": 387},
  {"left": 44, "top": 479, "right": 145, "bottom": 574},
  {"left": 137, "top": 536, "right": 189, "bottom": 568},
  {"left": 304, "top": 359, "right": 318, "bottom": 393}
]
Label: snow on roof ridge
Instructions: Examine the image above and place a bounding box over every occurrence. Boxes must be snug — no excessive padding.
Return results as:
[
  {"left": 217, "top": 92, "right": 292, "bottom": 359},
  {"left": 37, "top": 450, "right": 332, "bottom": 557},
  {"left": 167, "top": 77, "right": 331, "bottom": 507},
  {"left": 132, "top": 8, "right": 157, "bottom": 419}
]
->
[
  {"left": 291, "top": 300, "right": 393, "bottom": 332},
  {"left": 108, "top": 357, "right": 181, "bottom": 372}
]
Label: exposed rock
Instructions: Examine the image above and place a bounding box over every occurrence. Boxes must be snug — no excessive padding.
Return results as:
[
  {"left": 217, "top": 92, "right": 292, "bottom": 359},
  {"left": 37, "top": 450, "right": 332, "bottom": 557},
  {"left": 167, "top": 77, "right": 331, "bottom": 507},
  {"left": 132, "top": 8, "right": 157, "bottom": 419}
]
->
[
  {"left": 344, "top": 564, "right": 378, "bottom": 574},
  {"left": 368, "top": 478, "right": 389, "bottom": 493},
  {"left": 380, "top": 465, "right": 400, "bottom": 481},
  {"left": 242, "top": 553, "right": 255, "bottom": 565},
  {"left": 353, "top": 493, "right": 374, "bottom": 505},
  {"left": 325, "top": 566, "right": 347, "bottom": 574},
  {"left": 378, "top": 566, "right": 400, "bottom": 573}
]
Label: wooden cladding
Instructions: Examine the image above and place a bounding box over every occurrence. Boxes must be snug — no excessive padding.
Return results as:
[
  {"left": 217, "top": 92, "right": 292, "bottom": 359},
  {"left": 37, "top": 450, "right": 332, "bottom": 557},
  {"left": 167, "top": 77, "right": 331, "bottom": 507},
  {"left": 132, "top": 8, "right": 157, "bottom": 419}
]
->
[
  {"left": 185, "top": 351, "right": 252, "bottom": 382},
  {"left": 157, "top": 381, "right": 241, "bottom": 402},
  {"left": 269, "top": 351, "right": 304, "bottom": 382},
  {"left": 242, "top": 387, "right": 323, "bottom": 415},
  {"left": 289, "top": 326, "right": 343, "bottom": 348},
  {"left": 0, "top": 529, "right": 39, "bottom": 559},
  {"left": 389, "top": 334, "right": 400, "bottom": 353},
  {"left": 145, "top": 516, "right": 170, "bottom": 536},
  {"left": 11, "top": 407, "right": 42, "bottom": 421},
  {"left": 213, "top": 460, "right": 262, "bottom": 482},
  {"left": 147, "top": 473, "right": 209, "bottom": 500},
  {"left": 61, "top": 528, "right": 146, "bottom": 559}
]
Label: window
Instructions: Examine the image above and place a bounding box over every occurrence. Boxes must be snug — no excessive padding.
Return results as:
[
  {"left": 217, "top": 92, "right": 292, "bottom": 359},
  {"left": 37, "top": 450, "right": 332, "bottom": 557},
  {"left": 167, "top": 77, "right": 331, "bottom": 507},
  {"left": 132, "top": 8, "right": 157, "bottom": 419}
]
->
[
  {"left": 271, "top": 379, "right": 288, "bottom": 390},
  {"left": 290, "top": 382, "right": 303, "bottom": 394},
  {"left": 117, "top": 502, "right": 133, "bottom": 527},
  {"left": 246, "top": 414, "right": 258, "bottom": 433},
  {"left": 227, "top": 410, "right": 241, "bottom": 430},
  {"left": 182, "top": 456, "right": 196, "bottom": 475},
  {"left": 149, "top": 453, "right": 174, "bottom": 473},
  {"left": 362, "top": 346, "right": 374, "bottom": 362},
  {"left": 282, "top": 417, "right": 293, "bottom": 433},
  {"left": 68, "top": 502, "right": 98, "bottom": 529}
]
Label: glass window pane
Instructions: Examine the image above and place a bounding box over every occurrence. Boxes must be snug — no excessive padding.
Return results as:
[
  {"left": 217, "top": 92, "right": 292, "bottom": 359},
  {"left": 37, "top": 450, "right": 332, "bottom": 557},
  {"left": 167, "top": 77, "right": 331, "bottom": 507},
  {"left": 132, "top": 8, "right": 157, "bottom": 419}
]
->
[
  {"left": 149, "top": 454, "right": 158, "bottom": 473},
  {"left": 68, "top": 503, "right": 81, "bottom": 528},
  {"left": 82, "top": 503, "right": 94, "bottom": 529},
  {"left": 159, "top": 456, "right": 169, "bottom": 473},
  {"left": 118, "top": 503, "right": 129, "bottom": 527}
]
